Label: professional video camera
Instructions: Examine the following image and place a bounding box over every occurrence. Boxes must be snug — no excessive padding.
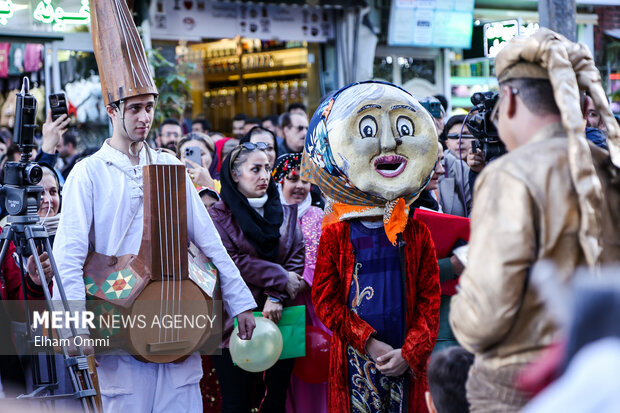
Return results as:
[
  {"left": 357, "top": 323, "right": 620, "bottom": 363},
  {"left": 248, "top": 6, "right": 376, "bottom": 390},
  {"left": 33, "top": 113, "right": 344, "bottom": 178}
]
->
[
  {"left": 0, "top": 78, "right": 101, "bottom": 412},
  {"left": 466, "top": 92, "right": 507, "bottom": 162}
]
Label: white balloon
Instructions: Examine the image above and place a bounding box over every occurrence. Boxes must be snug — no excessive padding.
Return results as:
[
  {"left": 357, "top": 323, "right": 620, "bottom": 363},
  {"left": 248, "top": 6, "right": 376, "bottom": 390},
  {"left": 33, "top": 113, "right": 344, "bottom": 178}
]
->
[{"left": 230, "top": 317, "right": 283, "bottom": 372}]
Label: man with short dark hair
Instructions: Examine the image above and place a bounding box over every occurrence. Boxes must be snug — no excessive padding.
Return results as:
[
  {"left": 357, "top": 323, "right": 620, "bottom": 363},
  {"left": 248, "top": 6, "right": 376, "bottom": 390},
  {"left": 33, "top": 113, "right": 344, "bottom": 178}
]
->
[
  {"left": 232, "top": 113, "right": 247, "bottom": 139},
  {"left": 192, "top": 117, "right": 211, "bottom": 134},
  {"left": 155, "top": 118, "right": 182, "bottom": 151},
  {"left": 243, "top": 117, "right": 260, "bottom": 134},
  {"left": 261, "top": 115, "right": 279, "bottom": 135},
  {"left": 287, "top": 102, "right": 307, "bottom": 116},
  {"left": 57, "top": 131, "right": 78, "bottom": 178},
  {"left": 278, "top": 112, "right": 308, "bottom": 155},
  {"left": 450, "top": 29, "right": 620, "bottom": 412},
  {"left": 426, "top": 347, "right": 474, "bottom": 413}
]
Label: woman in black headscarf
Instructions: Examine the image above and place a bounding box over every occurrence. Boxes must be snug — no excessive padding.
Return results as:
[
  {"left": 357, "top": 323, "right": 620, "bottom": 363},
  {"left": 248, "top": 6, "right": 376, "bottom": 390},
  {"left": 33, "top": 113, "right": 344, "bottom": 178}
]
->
[
  {"left": 208, "top": 142, "right": 305, "bottom": 413},
  {"left": 239, "top": 126, "right": 279, "bottom": 169}
]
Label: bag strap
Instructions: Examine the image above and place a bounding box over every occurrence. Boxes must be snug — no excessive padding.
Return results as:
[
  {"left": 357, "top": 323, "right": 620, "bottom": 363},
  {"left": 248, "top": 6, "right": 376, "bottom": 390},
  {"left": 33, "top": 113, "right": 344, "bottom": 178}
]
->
[
  {"left": 111, "top": 204, "right": 141, "bottom": 258},
  {"left": 103, "top": 161, "right": 144, "bottom": 258}
]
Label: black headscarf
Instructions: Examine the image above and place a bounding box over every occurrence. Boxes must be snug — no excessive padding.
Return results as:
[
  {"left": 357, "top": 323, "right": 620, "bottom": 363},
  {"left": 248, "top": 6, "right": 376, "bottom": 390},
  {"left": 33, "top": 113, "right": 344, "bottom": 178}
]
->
[{"left": 220, "top": 148, "right": 283, "bottom": 262}]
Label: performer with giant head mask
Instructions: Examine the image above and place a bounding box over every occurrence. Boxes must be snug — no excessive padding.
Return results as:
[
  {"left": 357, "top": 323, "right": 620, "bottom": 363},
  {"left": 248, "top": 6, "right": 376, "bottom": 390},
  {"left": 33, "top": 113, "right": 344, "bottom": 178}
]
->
[{"left": 304, "top": 81, "right": 441, "bottom": 413}]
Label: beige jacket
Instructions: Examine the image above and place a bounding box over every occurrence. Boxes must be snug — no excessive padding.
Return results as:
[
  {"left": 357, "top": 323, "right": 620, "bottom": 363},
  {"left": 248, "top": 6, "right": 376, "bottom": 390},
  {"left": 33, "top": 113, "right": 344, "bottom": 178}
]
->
[{"left": 450, "top": 122, "right": 590, "bottom": 370}]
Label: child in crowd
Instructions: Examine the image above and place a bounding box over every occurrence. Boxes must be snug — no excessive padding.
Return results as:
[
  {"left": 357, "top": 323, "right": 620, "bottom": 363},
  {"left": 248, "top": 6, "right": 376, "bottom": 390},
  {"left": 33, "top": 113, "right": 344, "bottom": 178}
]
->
[{"left": 426, "top": 347, "right": 474, "bottom": 413}]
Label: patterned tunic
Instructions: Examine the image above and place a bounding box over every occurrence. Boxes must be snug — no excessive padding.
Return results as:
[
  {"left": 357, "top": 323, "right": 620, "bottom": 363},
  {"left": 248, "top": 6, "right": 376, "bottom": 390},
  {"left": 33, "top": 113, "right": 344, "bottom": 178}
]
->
[{"left": 346, "top": 220, "right": 405, "bottom": 412}]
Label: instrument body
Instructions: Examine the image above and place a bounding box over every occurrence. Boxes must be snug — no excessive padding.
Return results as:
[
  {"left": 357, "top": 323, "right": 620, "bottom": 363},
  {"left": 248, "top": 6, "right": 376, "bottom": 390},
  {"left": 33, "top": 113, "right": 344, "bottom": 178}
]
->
[{"left": 82, "top": 164, "right": 220, "bottom": 363}]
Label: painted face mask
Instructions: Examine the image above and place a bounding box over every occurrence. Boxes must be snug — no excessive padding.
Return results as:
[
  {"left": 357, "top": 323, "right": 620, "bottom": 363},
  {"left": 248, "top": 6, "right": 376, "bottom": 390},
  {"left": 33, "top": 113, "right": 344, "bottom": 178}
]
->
[{"left": 302, "top": 81, "right": 438, "bottom": 245}]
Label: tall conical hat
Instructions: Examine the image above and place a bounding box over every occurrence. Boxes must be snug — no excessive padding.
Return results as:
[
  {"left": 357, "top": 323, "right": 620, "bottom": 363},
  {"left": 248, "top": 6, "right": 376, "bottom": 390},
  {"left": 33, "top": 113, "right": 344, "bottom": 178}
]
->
[{"left": 89, "top": 0, "right": 158, "bottom": 106}]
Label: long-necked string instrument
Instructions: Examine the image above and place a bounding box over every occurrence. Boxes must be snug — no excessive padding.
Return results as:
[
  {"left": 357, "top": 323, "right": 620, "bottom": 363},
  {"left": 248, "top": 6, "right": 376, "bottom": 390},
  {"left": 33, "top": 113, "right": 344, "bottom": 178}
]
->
[
  {"left": 128, "top": 164, "right": 212, "bottom": 363},
  {"left": 82, "top": 161, "right": 219, "bottom": 363}
]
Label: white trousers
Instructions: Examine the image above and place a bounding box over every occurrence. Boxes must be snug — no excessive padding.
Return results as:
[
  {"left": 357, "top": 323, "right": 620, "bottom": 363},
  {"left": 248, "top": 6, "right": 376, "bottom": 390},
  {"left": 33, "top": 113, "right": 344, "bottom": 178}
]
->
[{"left": 96, "top": 352, "right": 203, "bottom": 413}]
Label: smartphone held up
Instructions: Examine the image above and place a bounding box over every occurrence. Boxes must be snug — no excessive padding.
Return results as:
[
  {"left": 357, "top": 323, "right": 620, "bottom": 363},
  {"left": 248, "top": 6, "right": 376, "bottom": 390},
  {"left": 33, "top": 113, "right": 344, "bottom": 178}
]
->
[{"left": 49, "top": 92, "right": 69, "bottom": 122}]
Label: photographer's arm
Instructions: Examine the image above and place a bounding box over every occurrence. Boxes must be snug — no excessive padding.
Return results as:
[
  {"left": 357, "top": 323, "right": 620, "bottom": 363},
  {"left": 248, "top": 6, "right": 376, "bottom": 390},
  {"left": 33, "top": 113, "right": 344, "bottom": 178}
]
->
[{"left": 41, "top": 111, "right": 70, "bottom": 155}]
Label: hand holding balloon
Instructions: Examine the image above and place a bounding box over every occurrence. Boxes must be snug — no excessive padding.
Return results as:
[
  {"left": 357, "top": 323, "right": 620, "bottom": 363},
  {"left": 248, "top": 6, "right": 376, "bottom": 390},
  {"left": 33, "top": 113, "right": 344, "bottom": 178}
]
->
[
  {"left": 236, "top": 310, "right": 256, "bottom": 340},
  {"left": 230, "top": 317, "right": 283, "bottom": 372}
]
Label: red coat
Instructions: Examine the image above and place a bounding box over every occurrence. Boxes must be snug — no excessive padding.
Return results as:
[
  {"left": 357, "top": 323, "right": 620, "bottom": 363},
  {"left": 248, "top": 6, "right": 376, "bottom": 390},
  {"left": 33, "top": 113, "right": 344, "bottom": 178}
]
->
[{"left": 312, "top": 218, "right": 440, "bottom": 413}]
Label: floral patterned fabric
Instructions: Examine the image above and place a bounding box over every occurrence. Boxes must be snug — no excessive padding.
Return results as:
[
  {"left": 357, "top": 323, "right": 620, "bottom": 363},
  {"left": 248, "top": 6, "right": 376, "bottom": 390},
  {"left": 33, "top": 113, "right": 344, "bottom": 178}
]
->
[{"left": 347, "top": 346, "right": 405, "bottom": 413}]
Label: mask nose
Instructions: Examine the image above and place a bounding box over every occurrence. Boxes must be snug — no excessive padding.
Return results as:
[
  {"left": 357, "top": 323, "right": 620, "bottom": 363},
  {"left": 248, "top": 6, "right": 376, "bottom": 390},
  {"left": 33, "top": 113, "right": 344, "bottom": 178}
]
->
[{"left": 380, "top": 118, "right": 397, "bottom": 152}]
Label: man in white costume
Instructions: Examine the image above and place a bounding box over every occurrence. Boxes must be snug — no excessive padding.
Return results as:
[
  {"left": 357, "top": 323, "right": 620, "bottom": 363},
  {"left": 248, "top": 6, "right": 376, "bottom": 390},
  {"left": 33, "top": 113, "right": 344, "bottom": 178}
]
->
[{"left": 52, "top": 1, "right": 257, "bottom": 411}]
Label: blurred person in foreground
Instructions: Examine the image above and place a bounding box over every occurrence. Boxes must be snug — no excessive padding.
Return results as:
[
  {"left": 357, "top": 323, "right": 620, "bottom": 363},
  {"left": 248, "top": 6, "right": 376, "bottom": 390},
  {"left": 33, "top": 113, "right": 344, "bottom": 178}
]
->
[
  {"left": 426, "top": 347, "right": 474, "bottom": 413},
  {"left": 450, "top": 29, "right": 620, "bottom": 412}
]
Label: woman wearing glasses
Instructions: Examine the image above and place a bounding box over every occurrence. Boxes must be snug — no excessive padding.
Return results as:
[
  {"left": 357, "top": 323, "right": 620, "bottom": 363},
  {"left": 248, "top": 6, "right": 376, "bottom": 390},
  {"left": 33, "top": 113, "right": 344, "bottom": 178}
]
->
[
  {"left": 437, "top": 115, "right": 474, "bottom": 217},
  {"left": 239, "top": 126, "right": 279, "bottom": 169},
  {"left": 209, "top": 142, "right": 306, "bottom": 413}
]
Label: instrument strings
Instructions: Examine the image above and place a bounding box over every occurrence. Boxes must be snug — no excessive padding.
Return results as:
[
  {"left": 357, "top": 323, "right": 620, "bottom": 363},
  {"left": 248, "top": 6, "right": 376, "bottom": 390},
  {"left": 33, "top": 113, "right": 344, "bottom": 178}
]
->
[
  {"left": 169, "top": 167, "right": 176, "bottom": 343},
  {"left": 157, "top": 170, "right": 164, "bottom": 344},
  {"left": 175, "top": 167, "right": 182, "bottom": 342},
  {"left": 156, "top": 165, "right": 184, "bottom": 344}
]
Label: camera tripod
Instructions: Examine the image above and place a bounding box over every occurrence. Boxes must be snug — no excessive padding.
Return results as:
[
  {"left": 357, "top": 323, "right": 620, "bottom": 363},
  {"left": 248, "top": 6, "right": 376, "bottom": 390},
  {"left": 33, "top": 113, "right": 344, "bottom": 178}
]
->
[
  {"left": 0, "top": 78, "right": 101, "bottom": 412},
  {"left": 0, "top": 216, "right": 101, "bottom": 412}
]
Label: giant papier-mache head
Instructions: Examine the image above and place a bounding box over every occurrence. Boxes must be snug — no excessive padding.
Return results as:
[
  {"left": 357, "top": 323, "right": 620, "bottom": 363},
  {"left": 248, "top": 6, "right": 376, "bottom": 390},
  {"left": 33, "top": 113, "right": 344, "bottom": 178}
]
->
[{"left": 301, "top": 81, "right": 438, "bottom": 244}]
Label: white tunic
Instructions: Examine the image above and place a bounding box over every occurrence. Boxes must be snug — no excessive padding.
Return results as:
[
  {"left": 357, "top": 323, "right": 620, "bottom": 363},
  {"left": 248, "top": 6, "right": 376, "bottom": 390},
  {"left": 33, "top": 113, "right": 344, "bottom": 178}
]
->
[
  {"left": 52, "top": 140, "right": 256, "bottom": 317},
  {"left": 51, "top": 141, "right": 256, "bottom": 411}
]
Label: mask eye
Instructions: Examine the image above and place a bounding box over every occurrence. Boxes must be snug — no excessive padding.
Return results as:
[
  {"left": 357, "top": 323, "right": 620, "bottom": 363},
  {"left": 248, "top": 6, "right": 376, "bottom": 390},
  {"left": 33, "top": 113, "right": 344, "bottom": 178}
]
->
[
  {"left": 359, "top": 115, "right": 377, "bottom": 138},
  {"left": 396, "top": 116, "right": 414, "bottom": 137}
]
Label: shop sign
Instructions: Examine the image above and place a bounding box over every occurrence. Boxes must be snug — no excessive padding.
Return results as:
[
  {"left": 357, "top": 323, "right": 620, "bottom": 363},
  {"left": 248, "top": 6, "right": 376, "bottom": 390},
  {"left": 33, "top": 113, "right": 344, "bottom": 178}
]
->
[
  {"left": 150, "top": 0, "right": 334, "bottom": 43},
  {"left": 484, "top": 20, "right": 539, "bottom": 58},
  {"left": 388, "top": 0, "right": 474, "bottom": 49},
  {"left": 32, "top": 0, "right": 89, "bottom": 30},
  {"left": 0, "top": 0, "right": 15, "bottom": 25},
  {"left": 0, "top": 0, "right": 89, "bottom": 31}
]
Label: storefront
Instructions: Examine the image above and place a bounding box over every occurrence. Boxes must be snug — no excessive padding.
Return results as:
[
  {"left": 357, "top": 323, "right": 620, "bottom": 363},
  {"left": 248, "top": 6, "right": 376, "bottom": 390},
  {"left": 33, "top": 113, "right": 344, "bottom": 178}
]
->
[
  {"left": 448, "top": 8, "right": 598, "bottom": 110},
  {"left": 148, "top": 0, "right": 345, "bottom": 134},
  {"left": 367, "top": 1, "right": 599, "bottom": 113},
  {"left": 0, "top": 0, "right": 108, "bottom": 146}
]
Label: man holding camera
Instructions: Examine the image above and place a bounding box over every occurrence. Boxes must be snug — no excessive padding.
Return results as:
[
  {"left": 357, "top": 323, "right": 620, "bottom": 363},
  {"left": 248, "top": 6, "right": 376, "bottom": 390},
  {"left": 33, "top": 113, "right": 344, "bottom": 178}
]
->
[{"left": 450, "top": 29, "right": 620, "bottom": 411}]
